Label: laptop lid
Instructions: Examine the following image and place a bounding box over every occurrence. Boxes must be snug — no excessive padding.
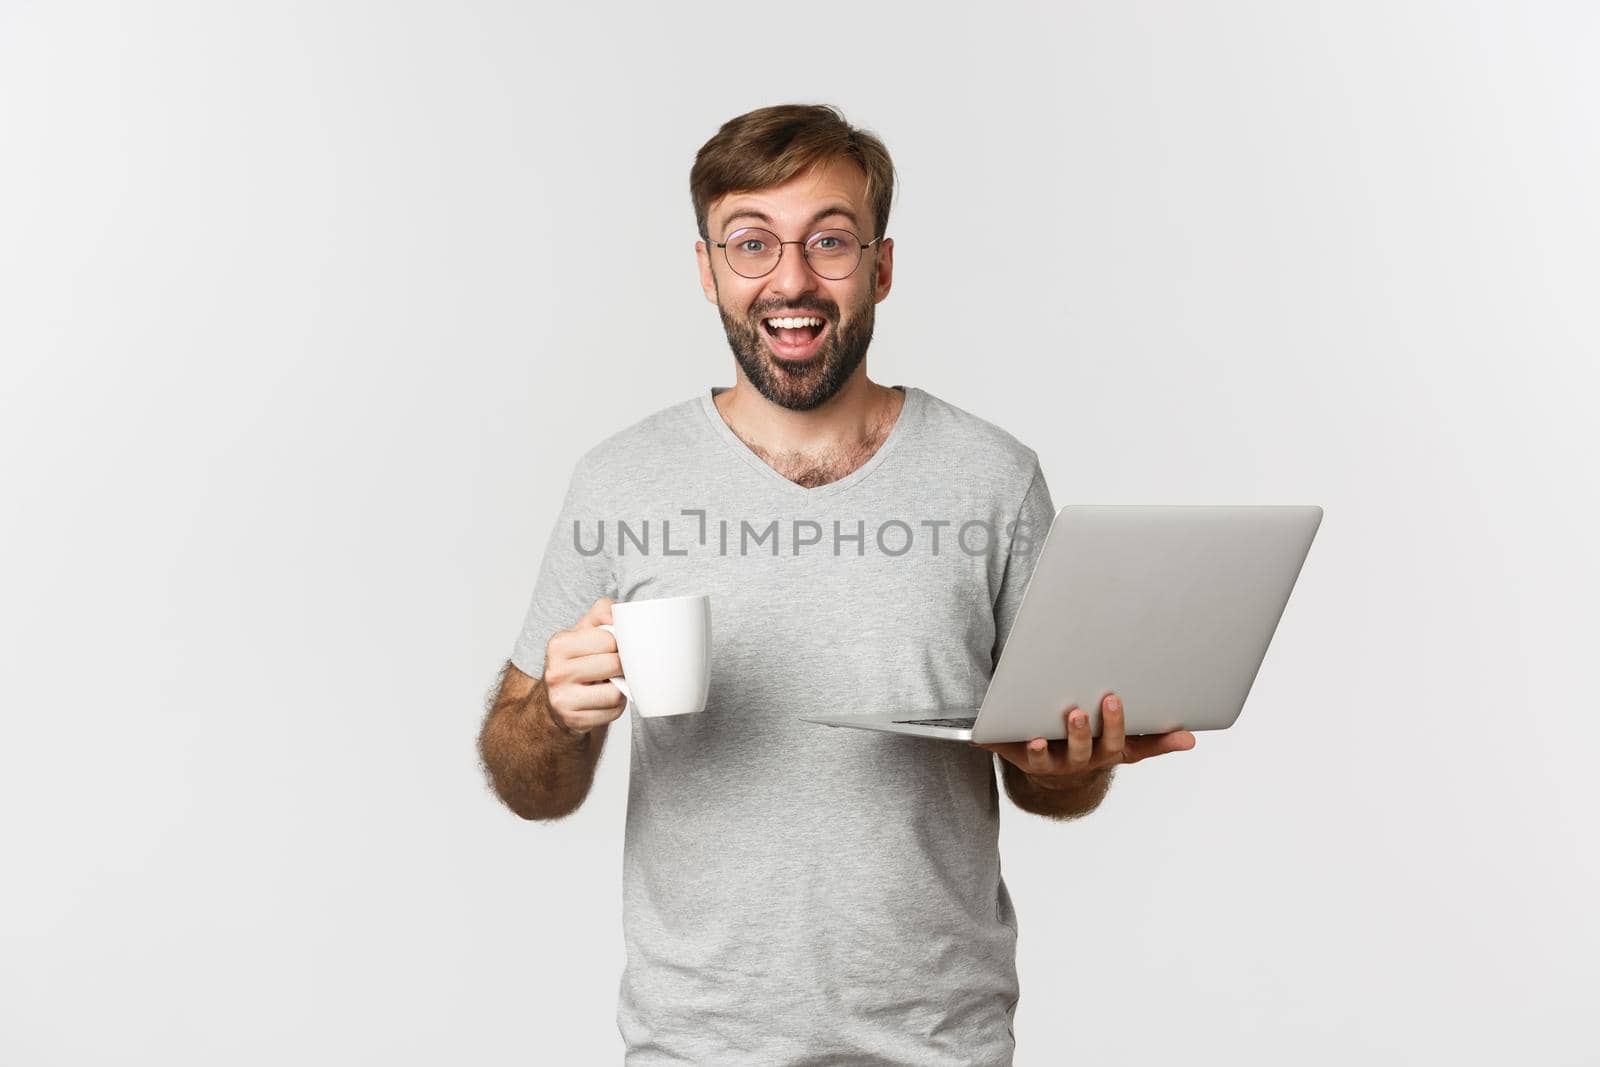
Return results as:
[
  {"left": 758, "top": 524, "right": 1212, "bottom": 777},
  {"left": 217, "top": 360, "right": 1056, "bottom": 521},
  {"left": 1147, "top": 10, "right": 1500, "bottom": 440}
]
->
[{"left": 968, "top": 504, "right": 1323, "bottom": 744}]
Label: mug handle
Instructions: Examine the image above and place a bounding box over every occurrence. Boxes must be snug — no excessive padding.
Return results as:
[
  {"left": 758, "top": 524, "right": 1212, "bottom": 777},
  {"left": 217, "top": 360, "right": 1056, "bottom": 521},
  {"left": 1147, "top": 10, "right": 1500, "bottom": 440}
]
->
[{"left": 596, "top": 623, "right": 633, "bottom": 713}]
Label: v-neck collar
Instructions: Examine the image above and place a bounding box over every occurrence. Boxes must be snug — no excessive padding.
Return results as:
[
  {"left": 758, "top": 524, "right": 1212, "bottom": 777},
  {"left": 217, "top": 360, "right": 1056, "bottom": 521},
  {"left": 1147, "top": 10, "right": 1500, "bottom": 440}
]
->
[{"left": 698, "top": 384, "right": 924, "bottom": 499}]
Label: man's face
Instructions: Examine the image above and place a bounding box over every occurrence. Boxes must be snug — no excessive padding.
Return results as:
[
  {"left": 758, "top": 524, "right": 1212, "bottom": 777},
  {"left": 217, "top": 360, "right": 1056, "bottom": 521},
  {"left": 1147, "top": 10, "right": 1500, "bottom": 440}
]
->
[{"left": 697, "top": 159, "right": 894, "bottom": 411}]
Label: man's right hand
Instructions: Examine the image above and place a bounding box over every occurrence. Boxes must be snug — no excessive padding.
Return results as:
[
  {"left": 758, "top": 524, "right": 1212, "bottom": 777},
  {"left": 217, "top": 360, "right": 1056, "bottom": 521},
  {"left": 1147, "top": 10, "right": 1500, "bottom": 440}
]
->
[{"left": 542, "top": 597, "right": 628, "bottom": 736}]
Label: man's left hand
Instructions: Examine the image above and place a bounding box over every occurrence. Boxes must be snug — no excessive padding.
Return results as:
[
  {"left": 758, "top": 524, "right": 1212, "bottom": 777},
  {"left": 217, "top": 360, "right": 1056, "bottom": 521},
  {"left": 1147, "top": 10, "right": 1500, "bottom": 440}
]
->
[{"left": 967, "top": 692, "right": 1196, "bottom": 782}]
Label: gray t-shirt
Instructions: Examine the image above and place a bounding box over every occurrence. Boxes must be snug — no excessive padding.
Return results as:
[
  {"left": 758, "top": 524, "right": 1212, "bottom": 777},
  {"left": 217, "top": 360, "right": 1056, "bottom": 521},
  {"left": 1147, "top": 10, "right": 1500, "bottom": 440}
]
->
[{"left": 511, "top": 384, "right": 1055, "bottom": 1066}]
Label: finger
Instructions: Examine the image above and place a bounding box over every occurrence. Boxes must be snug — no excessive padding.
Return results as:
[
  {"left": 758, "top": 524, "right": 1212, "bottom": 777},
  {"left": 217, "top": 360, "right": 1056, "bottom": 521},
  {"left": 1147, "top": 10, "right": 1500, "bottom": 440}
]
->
[
  {"left": 982, "top": 743, "right": 1041, "bottom": 777},
  {"left": 1123, "top": 730, "right": 1197, "bottom": 764},
  {"left": 556, "top": 625, "right": 621, "bottom": 658},
  {"left": 1100, "top": 693, "right": 1126, "bottom": 765},
  {"left": 562, "top": 678, "right": 629, "bottom": 711},
  {"left": 1065, "top": 707, "right": 1093, "bottom": 771},
  {"left": 579, "top": 597, "right": 617, "bottom": 627},
  {"left": 567, "top": 651, "right": 624, "bottom": 684},
  {"left": 1026, "top": 735, "right": 1054, "bottom": 775}
]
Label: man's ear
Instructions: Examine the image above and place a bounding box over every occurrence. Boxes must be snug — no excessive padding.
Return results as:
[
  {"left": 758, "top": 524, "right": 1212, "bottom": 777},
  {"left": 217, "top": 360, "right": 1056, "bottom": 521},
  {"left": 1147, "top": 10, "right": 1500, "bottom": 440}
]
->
[{"left": 696, "top": 241, "right": 719, "bottom": 305}]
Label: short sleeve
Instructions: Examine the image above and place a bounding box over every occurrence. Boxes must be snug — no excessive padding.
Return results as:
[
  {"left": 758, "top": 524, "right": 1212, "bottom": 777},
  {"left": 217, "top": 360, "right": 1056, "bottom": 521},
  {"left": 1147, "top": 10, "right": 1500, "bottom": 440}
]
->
[
  {"left": 508, "top": 457, "right": 616, "bottom": 680},
  {"left": 990, "top": 458, "right": 1056, "bottom": 670}
]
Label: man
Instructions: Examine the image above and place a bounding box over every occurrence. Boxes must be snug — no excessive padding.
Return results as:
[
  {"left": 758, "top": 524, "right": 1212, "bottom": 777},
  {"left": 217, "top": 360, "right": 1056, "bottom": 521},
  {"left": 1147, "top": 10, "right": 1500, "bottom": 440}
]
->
[{"left": 478, "top": 103, "right": 1195, "bottom": 1065}]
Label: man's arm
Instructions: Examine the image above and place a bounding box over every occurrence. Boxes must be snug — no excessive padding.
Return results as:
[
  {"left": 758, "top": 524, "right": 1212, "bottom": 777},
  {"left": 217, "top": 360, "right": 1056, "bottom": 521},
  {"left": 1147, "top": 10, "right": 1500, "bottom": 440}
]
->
[
  {"left": 999, "top": 761, "right": 1115, "bottom": 821},
  {"left": 478, "top": 659, "right": 609, "bottom": 821},
  {"left": 973, "top": 693, "right": 1195, "bottom": 821}
]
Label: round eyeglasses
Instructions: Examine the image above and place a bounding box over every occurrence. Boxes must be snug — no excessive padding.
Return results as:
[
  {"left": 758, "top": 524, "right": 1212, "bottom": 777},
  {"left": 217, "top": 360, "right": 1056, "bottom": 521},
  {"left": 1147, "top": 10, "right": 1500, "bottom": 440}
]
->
[{"left": 711, "top": 227, "right": 883, "bottom": 280}]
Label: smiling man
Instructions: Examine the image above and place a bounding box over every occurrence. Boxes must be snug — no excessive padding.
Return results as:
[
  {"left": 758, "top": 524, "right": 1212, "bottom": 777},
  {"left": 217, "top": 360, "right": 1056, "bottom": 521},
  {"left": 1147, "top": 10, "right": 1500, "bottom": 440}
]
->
[
  {"left": 478, "top": 103, "right": 1193, "bottom": 1066},
  {"left": 696, "top": 130, "right": 904, "bottom": 486},
  {"left": 704, "top": 168, "right": 885, "bottom": 416}
]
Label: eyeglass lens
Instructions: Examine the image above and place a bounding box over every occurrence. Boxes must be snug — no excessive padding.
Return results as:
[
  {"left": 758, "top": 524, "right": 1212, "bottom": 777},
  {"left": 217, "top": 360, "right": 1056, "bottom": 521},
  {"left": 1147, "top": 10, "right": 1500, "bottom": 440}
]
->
[{"left": 722, "top": 228, "right": 865, "bottom": 280}]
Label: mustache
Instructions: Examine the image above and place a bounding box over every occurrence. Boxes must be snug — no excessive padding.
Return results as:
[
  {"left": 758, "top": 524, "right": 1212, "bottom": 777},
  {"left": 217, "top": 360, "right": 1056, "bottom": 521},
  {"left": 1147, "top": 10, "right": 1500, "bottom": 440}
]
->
[{"left": 752, "top": 307, "right": 833, "bottom": 321}]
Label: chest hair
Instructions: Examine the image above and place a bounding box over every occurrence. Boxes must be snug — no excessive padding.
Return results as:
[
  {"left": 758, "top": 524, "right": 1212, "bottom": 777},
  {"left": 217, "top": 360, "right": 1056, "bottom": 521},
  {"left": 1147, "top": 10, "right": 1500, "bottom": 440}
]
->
[{"left": 729, "top": 396, "right": 901, "bottom": 489}]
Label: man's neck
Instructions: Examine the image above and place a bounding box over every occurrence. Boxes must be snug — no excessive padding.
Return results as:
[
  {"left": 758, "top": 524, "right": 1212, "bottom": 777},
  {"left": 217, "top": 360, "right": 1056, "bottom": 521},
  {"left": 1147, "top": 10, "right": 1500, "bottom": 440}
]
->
[
  {"left": 714, "top": 372, "right": 899, "bottom": 453},
  {"left": 713, "top": 374, "right": 906, "bottom": 489}
]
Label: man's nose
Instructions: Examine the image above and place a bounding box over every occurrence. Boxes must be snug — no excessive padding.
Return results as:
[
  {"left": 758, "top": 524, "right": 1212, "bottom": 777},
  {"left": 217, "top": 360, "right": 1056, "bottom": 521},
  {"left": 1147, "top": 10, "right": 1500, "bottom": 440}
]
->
[{"left": 770, "top": 241, "right": 823, "bottom": 288}]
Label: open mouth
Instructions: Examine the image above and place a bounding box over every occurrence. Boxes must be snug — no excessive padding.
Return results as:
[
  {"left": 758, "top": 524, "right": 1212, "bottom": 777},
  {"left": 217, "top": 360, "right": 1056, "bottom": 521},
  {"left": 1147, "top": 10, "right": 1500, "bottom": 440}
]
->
[{"left": 761, "top": 316, "right": 828, "bottom": 362}]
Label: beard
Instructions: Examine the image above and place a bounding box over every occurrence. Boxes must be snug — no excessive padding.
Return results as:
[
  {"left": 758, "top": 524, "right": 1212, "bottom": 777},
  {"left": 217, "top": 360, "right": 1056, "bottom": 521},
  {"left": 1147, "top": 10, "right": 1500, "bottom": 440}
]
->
[{"left": 716, "top": 290, "right": 876, "bottom": 412}]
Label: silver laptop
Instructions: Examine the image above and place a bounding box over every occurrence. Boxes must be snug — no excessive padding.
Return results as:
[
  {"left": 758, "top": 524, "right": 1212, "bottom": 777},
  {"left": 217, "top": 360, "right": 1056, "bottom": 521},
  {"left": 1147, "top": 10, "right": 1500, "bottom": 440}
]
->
[{"left": 799, "top": 504, "right": 1323, "bottom": 743}]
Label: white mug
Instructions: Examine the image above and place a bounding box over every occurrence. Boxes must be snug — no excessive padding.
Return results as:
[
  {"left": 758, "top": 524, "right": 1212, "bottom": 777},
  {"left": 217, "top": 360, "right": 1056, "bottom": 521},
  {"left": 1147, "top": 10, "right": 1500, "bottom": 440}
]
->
[{"left": 597, "top": 593, "right": 712, "bottom": 718}]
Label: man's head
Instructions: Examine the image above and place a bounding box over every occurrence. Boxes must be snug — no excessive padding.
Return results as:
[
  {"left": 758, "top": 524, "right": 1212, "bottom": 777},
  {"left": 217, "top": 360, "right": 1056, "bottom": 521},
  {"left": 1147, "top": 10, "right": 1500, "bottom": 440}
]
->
[{"left": 692, "top": 104, "right": 897, "bottom": 412}]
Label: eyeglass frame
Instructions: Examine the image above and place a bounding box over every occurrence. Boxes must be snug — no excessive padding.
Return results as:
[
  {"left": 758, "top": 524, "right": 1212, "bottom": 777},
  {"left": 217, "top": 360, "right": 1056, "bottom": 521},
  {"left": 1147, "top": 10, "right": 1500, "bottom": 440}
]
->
[{"left": 709, "top": 225, "right": 886, "bottom": 280}]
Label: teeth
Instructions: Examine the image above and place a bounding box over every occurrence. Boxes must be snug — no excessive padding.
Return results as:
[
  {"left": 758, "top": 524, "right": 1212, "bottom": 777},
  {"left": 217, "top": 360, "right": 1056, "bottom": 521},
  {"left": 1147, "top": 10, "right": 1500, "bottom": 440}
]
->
[{"left": 765, "top": 316, "right": 824, "bottom": 329}]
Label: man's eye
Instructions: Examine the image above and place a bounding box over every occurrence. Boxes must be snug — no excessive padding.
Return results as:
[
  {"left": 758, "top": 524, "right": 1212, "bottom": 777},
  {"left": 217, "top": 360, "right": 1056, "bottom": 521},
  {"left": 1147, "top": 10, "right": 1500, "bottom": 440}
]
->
[
  {"left": 739, "top": 240, "right": 766, "bottom": 253},
  {"left": 814, "top": 237, "right": 839, "bottom": 250}
]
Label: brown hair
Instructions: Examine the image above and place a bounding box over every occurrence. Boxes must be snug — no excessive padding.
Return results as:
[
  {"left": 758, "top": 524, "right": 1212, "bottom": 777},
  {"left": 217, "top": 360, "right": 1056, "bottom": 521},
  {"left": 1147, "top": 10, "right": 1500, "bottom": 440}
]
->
[{"left": 690, "top": 103, "right": 898, "bottom": 244}]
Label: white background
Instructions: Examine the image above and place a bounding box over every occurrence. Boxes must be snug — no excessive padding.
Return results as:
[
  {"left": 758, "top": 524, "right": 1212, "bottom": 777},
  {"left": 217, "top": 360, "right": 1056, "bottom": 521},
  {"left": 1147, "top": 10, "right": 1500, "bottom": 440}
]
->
[{"left": 3, "top": 2, "right": 1596, "bottom": 1064}]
